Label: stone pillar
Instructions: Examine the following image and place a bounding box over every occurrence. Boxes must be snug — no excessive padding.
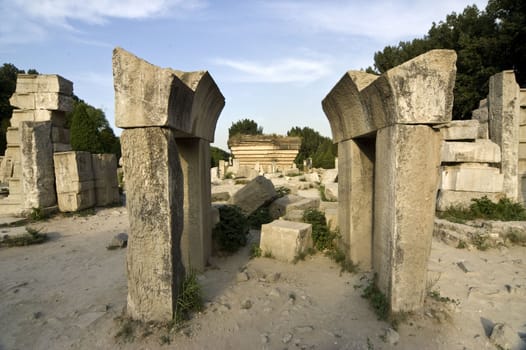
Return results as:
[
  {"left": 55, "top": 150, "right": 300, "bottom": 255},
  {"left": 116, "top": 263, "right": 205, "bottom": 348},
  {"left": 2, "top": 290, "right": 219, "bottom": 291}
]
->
[
  {"left": 489, "top": 70, "right": 520, "bottom": 200},
  {"left": 176, "top": 137, "right": 212, "bottom": 272},
  {"left": 91, "top": 153, "right": 120, "bottom": 206},
  {"left": 374, "top": 125, "right": 441, "bottom": 312},
  {"left": 113, "top": 47, "right": 224, "bottom": 322},
  {"left": 338, "top": 138, "right": 374, "bottom": 269},
  {"left": 20, "top": 121, "right": 56, "bottom": 210},
  {"left": 121, "top": 127, "right": 184, "bottom": 321}
]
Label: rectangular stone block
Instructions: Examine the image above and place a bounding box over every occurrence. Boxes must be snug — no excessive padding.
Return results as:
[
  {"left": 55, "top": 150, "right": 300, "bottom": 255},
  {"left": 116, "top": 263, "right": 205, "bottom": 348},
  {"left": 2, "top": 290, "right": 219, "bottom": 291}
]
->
[
  {"left": 478, "top": 121, "right": 489, "bottom": 139},
  {"left": 10, "top": 92, "right": 73, "bottom": 111},
  {"left": 20, "top": 121, "right": 57, "bottom": 209},
  {"left": 9, "top": 93, "right": 35, "bottom": 109},
  {"left": 15, "top": 74, "right": 73, "bottom": 95},
  {"left": 6, "top": 128, "right": 21, "bottom": 145},
  {"left": 521, "top": 108, "right": 526, "bottom": 126},
  {"left": 95, "top": 187, "right": 120, "bottom": 206},
  {"left": 441, "top": 165, "right": 504, "bottom": 192},
  {"left": 53, "top": 152, "right": 93, "bottom": 193},
  {"left": 374, "top": 125, "right": 441, "bottom": 312},
  {"left": 440, "top": 120, "right": 479, "bottom": 140},
  {"left": 56, "top": 180, "right": 95, "bottom": 194},
  {"left": 436, "top": 190, "right": 504, "bottom": 211},
  {"left": 53, "top": 143, "right": 72, "bottom": 153},
  {"left": 260, "top": 220, "right": 313, "bottom": 263},
  {"left": 472, "top": 106, "right": 489, "bottom": 122},
  {"left": 324, "top": 208, "right": 338, "bottom": 232},
  {"left": 518, "top": 160, "right": 526, "bottom": 174},
  {"left": 10, "top": 109, "right": 68, "bottom": 127},
  {"left": 57, "top": 190, "right": 96, "bottom": 212},
  {"left": 91, "top": 154, "right": 118, "bottom": 188},
  {"left": 441, "top": 139, "right": 501, "bottom": 163},
  {"left": 8, "top": 178, "right": 22, "bottom": 194}
]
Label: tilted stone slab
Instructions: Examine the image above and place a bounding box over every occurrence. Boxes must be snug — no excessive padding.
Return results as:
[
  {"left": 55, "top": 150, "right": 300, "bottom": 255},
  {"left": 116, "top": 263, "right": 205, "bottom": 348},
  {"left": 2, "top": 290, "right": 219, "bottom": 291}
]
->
[
  {"left": 441, "top": 164, "right": 504, "bottom": 192},
  {"left": 269, "top": 194, "right": 302, "bottom": 219},
  {"left": 20, "top": 121, "right": 56, "bottom": 209},
  {"left": 230, "top": 175, "right": 276, "bottom": 215},
  {"left": 323, "top": 50, "right": 457, "bottom": 141},
  {"left": 15, "top": 74, "right": 73, "bottom": 95},
  {"left": 440, "top": 120, "right": 480, "bottom": 140},
  {"left": 436, "top": 190, "right": 504, "bottom": 211},
  {"left": 441, "top": 139, "right": 501, "bottom": 163},
  {"left": 6, "top": 127, "right": 20, "bottom": 145},
  {"left": 260, "top": 220, "right": 313, "bottom": 263}
]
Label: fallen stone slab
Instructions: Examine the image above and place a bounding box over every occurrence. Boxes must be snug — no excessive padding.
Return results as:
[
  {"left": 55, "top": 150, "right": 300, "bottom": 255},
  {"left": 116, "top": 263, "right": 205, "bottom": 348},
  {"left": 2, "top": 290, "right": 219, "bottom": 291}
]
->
[
  {"left": 441, "top": 139, "right": 501, "bottom": 163},
  {"left": 260, "top": 220, "right": 313, "bottom": 263},
  {"left": 230, "top": 176, "right": 276, "bottom": 215}
]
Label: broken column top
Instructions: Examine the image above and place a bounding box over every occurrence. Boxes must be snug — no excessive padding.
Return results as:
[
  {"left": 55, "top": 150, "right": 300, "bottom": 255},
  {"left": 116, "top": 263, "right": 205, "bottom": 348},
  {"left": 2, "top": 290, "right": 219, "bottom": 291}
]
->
[
  {"left": 112, "top": 47, "right": 225, "bottom": 142},
  {"left": 322, "top": 49, "right": 457, "bottom": 142}
]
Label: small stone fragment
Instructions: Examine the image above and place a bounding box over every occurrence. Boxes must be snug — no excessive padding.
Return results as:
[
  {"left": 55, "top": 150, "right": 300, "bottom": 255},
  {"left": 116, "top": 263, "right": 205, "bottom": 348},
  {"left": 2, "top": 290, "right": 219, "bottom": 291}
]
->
[
  {"left": 236, "top": 272, "right": 249, "bottom": 282},
  {"left": 457, "top": 260, "right": 475, "bottom": 273},
  {"left": 107, "top": 232, "right": 128, "bottom": 249},
  {"left": 294, "top": 325, "right": 314, "bottom": 333},
  {"left": 282, "top": 333, "right": 293, "bottom": 344},
  {"left": 382, "top": 328, "right": 399, "bottom": 345},
  {"left": 241, "top": 299, "right": 252, "bottom": 310},
  {"left": 260, "top": 334, "right": 269, "bottom": 344}
]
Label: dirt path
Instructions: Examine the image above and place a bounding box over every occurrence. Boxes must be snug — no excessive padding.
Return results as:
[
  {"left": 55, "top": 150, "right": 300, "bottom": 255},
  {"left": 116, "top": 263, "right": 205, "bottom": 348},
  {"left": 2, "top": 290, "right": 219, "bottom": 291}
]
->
[{"left": 1, "top": 207, "right": 525, "bottom": 350}]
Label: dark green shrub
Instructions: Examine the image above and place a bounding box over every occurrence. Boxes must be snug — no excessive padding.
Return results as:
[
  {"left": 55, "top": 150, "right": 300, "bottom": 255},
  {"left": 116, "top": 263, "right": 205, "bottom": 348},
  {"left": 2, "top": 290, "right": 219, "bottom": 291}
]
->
[
  {"left": 247, "top": 206, "right": 273, "bottom": 229},
  {"left": 439, "top": 196, "right": 526, "bottom": 222},
  {"left": 213, "top": 205, "right": 249, "bottom": 253},
  {"left": 303, "top": 209, "right": 334, "bottom": 251}
]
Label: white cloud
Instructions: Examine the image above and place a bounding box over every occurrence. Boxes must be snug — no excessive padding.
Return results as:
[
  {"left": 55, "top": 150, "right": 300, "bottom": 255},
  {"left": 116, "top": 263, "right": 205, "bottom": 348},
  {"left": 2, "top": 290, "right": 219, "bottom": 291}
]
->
[
  {"left": 213, "top": 57, "right": 332, "bottom": 83},
  {"left": 0, "top": 0, "right": 206, "bottom": 46},
  {"left": 263, "top": 0, "right": 489, "bottom": 41}
]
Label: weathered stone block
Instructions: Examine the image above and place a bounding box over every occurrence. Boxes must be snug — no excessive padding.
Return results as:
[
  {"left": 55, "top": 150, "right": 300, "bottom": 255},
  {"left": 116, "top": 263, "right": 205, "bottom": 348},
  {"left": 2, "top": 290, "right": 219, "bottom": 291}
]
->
[
  {"left": 323, "top": 50, "right": 457, "bottom": 141},
  {"left": 269, "top": 194, "right": 302, "bottom": 219},
  {"left": 441, "top": 139, "right": 501, "bottom": 163},
  {"left": 478, "top": 121, "right": 489, "bottom": 139},
  {"left": 54, "top": 151, "right": 94, "bottom": 190},
  {"left": 91, "top": 154, "right": 119, "bottom": 188},
  {"left": 121, "top": 127, "right": 185, "bottom": 322},
  {"left": 440, "top": 120, "right": 479, "bottom": 140},
  {"left": 441, "top": 165, "right": 504, "bottom": 192},
  {"left": 321, "top": 168, "right": 338, "bottom": 184},
  {"left": 53, "top": 143, "right": 72, "bottom": 152},
  {"left": 374, "top": 124, "right": 441, "bottom": 312},
  {"left": 56, "top": 189, "right": 95, "bottom": 212},
  {"left": 436, "top": 190, "right": 504, "bottom": 211},
  {"left": 260, "top": 220, "right": 313, "bottom": 262},
  {"left": 324, "top": 208, "right": 338, "bottom": 231},
  {"left": 15, "top": 74, "right": 73, "bottom": 95},
  {"left": 20, "top": 121, "right": 56, "bottom": 209},
  {"left": 9, "top": 110, "right": 67, "bottom": 128},
  {"left": 489, "top": 70, "right": 520, "bottom": 200},
  {"left": 472, "top": 106, "right": 489, "bottom": 122},
  {"left": 6, "top": 128, "right": 20, "bottom": 145},
  {"left": 323, "top": 183, "right": 338, "bottom": 201},
  {"left": 10, "top": 92, "right": 73, "bottom": 111},
  {"left": 113, "top": 48, "right": 225, "bottom": 142},
  {"left": 231, "top": 175, "right": 276, "bottom": 215}
]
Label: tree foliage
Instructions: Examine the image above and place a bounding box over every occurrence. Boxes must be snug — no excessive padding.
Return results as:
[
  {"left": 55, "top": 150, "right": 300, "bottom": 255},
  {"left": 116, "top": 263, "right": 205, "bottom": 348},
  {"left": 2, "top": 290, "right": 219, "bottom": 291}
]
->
[
  {"left": 68, "top": 99, "right": 121, "bottom": 157},
  {"left": 228, "top": 118, "right": 263, "bottom": 138},
  {"left": 0, "top": 64, "right": 38, "bottom": 154},
  {"left": 287, "top": 126, "right": 337, "bottom": 169},
  {"left": 210, "top": 146, "right": 230, "bottom": 167},
  {"left": 366, "top": 0, "right": 526, "bottom": 119}
]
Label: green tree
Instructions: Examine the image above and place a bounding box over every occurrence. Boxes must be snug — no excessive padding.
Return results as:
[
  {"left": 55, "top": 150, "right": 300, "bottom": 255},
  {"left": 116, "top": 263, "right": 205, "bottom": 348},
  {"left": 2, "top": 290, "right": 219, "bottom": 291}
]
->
[
  {"left": 0, "top": 64, "right": 37, "bottom": 154},
  {"left": 228, "top": 118, "right": 263, "bottom": 138},
  {"left": 210, "top": 146, "right": 230, "bottom": 167},
  {"left": 69, "top": 100, "right": 121, "bottom": 157},
  {"left": 287, "top": 126, "right": 336, "bottom": 169},
  {"left": 366, "top": 1, "right": 525, "bottom": 119}
]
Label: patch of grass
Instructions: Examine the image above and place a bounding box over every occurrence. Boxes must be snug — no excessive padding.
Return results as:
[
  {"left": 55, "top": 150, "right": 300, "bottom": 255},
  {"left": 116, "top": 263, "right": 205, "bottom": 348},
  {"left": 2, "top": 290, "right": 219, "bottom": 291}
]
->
[
  {"left": 234, "top": 179, "right": 250, "bottom": 185},
  {"left": 438, "top": 196, "right": 526, "bottom": 222},
  {"left": 471, "top": 234, "right": 490, "bottom": 251},
  {"left": 0, "top": 227, "right": 47, "bottom": 247},
  {"left": 361, "top": 274, "right": 389, "bottom": 321},
  {"left": 427, "top": 290, "right": 459, "bottom": 304},
  {"left": 263, "top": 250, "right": 274, "bottom": 258},
  {"left": 176, "top": 270, "right": 203, "bottom": 323},
  {"left": 293, "top": 248, "right": 315, "bottom": 263},
  {"left": 456, "top": 240, "right": 467, "bottom": 249},
  {"left": 249, "top": 244, "right": 262, "bottom": 259},
  {"left": 115, "top": 317, "right": 140, "bottom": 343},
  {"left": 224, "top": 172, "right": 234, "bottom": 179},
  {"left": 212, "top": 205, "right": 249, "bottom": 253},
  {"left": 326, "top": 248, "right": 359, "bottom": 273},
  {"left": 275, "top": 186, "right": 291, "bottom": 198},
  {"left": 28, "top": 207, "right": 50, "bottom": 221},
  {"left": 63, "top": 208, "right": 96, "bottom": 218}
]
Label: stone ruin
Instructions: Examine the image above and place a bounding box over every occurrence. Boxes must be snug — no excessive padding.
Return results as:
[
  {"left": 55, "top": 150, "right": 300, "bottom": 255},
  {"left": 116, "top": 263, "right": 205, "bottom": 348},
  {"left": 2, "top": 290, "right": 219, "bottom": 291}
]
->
[
  {"left": 436, "top": 70, "right": 526, "bottom": 209},
  {"left": 226, "top": 134, "right": 301, "bottom": 178},
  {"left": 323, "top": 49, "right": 457, "bottom": 312},
  {"left": 0, "top": 74, "right": 120, "bottom": 215},
  {"left": 113, "top": 47, "right": 225, "bottom": 321},
  {"left": 115, "top": 46, "right": 525, "bottom": 322}
]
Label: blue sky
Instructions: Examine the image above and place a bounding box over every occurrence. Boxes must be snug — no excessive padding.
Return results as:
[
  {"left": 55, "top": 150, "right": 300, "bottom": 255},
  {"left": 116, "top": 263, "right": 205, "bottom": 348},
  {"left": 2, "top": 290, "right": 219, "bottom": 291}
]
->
[{"left": 1, "top": 0, "right": 488, "bottom": 150}]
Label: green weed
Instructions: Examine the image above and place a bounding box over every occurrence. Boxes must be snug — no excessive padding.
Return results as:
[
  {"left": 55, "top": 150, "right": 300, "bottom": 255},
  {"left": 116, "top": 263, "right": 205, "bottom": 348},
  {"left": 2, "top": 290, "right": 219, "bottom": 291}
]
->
[
  {"left": 176, "top": 270, "right": 203, "bottom": 323},
  {"left": 212, "top": 205, "right": 249, "bottom": 253}
]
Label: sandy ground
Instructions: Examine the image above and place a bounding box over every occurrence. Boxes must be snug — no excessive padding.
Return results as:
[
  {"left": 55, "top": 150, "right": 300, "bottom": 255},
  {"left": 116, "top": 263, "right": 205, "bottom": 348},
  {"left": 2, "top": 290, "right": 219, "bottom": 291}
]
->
[{"left": 1, "top": 206, "right": 526, "bottom": 350}]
